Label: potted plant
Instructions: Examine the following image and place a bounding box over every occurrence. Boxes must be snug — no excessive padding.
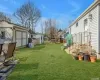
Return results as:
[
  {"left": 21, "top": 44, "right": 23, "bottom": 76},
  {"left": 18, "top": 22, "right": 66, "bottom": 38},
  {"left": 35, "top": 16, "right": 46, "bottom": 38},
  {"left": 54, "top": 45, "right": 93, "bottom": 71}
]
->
[
  {"left": 72, "top": 49, "right": 80, "bottom": 60},
  {"left": 72, "top": 53, "right": 78, "bottom": 60},
  {"left": 90, "top": 49, "right": 97, "bottom": 62},
  {"left": 78, "top": 52, "right": 84, "bottom": 61}
]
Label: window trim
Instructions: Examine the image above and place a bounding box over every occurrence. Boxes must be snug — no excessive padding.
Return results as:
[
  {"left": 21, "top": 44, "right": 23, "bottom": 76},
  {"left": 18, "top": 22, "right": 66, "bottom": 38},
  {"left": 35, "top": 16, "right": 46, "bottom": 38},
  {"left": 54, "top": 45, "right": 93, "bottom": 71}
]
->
[{"left": 84, "top": 18, "right": 88, "bottom": 31}]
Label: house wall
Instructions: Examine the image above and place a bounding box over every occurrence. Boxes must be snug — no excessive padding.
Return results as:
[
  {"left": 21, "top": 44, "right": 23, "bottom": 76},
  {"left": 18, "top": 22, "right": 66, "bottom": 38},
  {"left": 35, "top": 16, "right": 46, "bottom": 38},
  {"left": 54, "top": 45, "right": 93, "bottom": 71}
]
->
[
  {"left": 98, "top": 4, "right": 100, "bottom": 54},
  {"left": 14, "top": 27, "right": 28, "bottom": 47},
  {"left": 90, "top": 5, "right": 99, "bottom": 53},
  {"left": 0, "top": 22, "right": 13, "bottom": 43},
  {"left": 69, "top": 5, "right": 99, "bottom": 53},
  {"left": 34, "top": 34, "right": 44, "bottom": 44}
]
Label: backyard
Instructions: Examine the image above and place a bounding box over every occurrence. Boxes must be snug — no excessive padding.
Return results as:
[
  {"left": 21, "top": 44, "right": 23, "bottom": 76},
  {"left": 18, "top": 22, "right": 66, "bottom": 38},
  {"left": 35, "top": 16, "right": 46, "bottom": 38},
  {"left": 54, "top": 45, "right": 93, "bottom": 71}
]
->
[{"left": 8, "top": 43, "right": 100, "bottom": 80}]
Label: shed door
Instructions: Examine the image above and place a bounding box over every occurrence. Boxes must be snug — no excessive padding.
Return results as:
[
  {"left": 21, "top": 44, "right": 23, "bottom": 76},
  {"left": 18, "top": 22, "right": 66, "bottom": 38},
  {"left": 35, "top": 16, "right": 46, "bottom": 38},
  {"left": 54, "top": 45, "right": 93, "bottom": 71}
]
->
[
  {"left": 22, "top": 32, "right": 27, "bottom": 46},
  {"left": 16, "top": 31, "right": 22, "bottom": 47}
]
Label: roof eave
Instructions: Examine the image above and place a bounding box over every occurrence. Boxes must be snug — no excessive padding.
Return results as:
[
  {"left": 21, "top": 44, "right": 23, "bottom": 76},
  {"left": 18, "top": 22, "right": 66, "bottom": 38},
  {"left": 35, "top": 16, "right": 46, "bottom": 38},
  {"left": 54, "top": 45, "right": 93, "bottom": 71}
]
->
[{"left": 68, "top": 0, "right": 100, "bottom": 28}]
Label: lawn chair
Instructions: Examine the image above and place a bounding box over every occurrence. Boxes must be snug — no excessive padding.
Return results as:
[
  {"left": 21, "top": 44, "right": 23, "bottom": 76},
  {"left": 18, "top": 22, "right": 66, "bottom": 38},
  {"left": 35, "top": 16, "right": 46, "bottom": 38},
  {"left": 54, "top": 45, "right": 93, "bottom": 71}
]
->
[
  {"left": 2, "top": 42, "right": 16, "bottom": 66},
  {"left": 0, "top": 42, "right": 16, "bottom": 75},
  {"left": 0, "top": 44, "right": 4, "bottom": 69},
  {"left": 0, "top": 44, "right": 3, "bottom": 55}
]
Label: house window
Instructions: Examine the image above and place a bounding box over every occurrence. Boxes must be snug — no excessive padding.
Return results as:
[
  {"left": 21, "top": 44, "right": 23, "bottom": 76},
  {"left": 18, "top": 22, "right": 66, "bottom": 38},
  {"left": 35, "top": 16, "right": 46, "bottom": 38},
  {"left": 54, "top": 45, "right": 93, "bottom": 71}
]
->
[
  {"left": 0, "top": 31, "right": 5, "bottom": 39},
  {"left": 84, "top": 19, "right": 88, "bottom": 31},
  {"left": 88, "top": 14, "right": 93, "bottom": 21},
  {"left": 76, "top": 22, "right": 78, "bottom": 27}
]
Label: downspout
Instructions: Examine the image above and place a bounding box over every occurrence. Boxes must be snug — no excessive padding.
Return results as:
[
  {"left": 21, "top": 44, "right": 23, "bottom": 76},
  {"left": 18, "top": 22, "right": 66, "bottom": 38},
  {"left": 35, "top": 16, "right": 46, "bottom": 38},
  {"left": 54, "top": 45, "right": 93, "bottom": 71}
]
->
[{"left": 97, "top": 3, "right": 100, "bottom": 59}]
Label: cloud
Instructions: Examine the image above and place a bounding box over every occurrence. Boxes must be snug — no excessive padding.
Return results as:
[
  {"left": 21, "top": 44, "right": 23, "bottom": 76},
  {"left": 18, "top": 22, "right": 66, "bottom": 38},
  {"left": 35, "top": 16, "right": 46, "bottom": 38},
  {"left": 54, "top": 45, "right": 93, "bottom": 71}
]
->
[
  {"left": 56, "top": 14, "right": 75, "bottom": 29},
  {"left": 35, "top": 17, "right": 47, "bottom": 33},
  {"left": 46, "top": 12, "right": 75, "bottom": 28},
  {"left": 36, "top": 0, "right": 82, "bottom": 32},
  {"left": 3, "top": 0, "right": 19, "bottom": 5},
  {"left": 35, "top": 14, "right": 75, "bottom": 33},
  {"left": 68, "top": 0, "right": 81, "bottom": 13},
  {"left": 41, "top": 4, "right": 46, "bottom": 9}
]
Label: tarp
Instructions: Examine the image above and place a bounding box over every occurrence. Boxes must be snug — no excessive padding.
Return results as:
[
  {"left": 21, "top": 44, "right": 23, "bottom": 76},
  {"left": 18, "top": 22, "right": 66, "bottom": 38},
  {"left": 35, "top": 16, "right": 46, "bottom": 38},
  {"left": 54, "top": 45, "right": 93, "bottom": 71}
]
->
[{"left": 65, "top": 34, "right": 73, "bottom": 46}]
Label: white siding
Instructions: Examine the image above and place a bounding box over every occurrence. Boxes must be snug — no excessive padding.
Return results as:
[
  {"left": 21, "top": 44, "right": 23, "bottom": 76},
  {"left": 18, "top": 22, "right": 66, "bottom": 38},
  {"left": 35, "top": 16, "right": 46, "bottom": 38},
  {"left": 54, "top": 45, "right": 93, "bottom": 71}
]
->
[
  {"left": 0, "top": 28, "right": 13, "bottom": 44},
  {"left": 69, "top": 5, "right": 99, "bottom": 53},
  {"left": 22, "top": 32, "right": 27, "bottom": 46},
  {"left": 16, "top": 31, "right": 22, "bottom": 47},
  {"left": 90, "top": 5, "right": 99, "bottom": 53}
]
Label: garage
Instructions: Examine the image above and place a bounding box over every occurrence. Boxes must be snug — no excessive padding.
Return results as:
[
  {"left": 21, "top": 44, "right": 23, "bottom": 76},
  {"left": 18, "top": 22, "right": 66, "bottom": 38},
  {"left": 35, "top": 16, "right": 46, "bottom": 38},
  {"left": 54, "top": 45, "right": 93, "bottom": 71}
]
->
[
  {"left": 13, "top": 25, "right": 28, "bottom": 47},
  {"left": 16, "top": 31, "right": 22, "bottom": 47},
  {"left": 15, "top": 30, "right": 28, "bottom": 47},
  {"left": 22, "top": 32, "right": 27, "bottom": 46},
  {"left": 0, "top": 20, "right": 28, "bottom": 47}
]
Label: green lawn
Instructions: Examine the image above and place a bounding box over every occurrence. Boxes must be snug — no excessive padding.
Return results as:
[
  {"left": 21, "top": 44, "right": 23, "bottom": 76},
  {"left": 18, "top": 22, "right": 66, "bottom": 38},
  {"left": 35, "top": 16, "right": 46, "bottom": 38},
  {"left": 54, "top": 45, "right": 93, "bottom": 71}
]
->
[{"left": 8, "top": 43, "right": 100, "bottom": 80}]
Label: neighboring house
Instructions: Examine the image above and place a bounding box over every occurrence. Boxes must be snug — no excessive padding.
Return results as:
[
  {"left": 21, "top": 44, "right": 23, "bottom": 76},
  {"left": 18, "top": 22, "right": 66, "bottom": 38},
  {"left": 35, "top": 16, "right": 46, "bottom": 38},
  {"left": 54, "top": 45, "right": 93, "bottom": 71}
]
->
[
  {"left": 67, "top": 0, "right": 100, "bottom": 58},
  {"left": 58, "top": 29, "right": 63, "bottom": 38},
  {"left": 0, "top": 20, "right": 29, "bottom": 47},
  {"left": 33, "top": 33, "right": 44, "bottom": 44},
  {"left": 30, "top": 33, "right": 44, "bottom": 45}
]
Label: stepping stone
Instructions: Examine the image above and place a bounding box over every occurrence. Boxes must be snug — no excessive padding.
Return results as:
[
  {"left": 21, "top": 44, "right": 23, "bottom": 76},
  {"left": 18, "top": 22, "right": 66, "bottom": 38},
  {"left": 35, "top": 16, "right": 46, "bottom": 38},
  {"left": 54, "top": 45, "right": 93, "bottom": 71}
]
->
[
  {"left": 0, "top": 76, "right": 6, "bottom": 80},
  {"left": 0, "top": 64, "right": 15, "bottom": 73}
]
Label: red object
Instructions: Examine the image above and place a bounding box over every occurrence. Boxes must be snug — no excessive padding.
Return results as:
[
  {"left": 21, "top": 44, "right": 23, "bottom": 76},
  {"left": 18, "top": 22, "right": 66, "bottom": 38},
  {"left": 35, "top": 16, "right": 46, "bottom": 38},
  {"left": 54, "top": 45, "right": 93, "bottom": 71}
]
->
[{"left": 63, "top": 39, "right": 66, "bottom": 43}]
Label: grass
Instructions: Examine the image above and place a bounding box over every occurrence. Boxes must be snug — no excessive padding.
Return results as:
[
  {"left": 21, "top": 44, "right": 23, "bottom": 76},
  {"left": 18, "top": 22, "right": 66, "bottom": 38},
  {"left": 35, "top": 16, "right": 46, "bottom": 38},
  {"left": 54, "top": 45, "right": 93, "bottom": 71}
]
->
[{"left": 8, "top": 43, "right": 100, "bottom": 80}]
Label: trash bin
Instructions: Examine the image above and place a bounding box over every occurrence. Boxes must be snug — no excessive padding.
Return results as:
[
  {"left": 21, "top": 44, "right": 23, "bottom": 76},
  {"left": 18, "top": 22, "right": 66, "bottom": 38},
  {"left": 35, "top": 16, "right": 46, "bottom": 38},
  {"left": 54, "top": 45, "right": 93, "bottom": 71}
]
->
[{"left": 28, "top": 38, "right": 33, "bottom": 48}]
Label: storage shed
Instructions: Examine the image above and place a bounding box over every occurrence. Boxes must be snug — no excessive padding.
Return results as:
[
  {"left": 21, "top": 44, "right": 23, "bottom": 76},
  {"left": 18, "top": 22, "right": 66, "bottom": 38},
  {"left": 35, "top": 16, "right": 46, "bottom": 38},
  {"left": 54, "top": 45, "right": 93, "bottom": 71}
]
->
[{"left": 0, "top": 20, "right": 28, "bottom": 47}]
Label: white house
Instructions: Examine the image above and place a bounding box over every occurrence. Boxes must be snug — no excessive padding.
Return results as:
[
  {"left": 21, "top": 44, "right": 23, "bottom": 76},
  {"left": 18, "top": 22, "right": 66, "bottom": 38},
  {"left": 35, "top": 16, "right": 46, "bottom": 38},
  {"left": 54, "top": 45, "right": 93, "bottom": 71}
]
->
[
  {"left": 0, "top": 20, "right": 29, "bottom": 47},
  {"left": 68, "top": 0, "right": 100, "bottom": 58},
  {"left": 33, "top": 33, "right": 44, "bottom": 44}
]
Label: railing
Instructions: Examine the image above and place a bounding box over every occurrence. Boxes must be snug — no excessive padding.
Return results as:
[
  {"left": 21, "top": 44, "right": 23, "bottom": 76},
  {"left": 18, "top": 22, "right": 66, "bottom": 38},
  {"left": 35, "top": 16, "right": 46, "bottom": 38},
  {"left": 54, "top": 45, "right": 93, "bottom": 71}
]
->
[{"left": 72, "top": 31, "right": 91, "bottom": 46}]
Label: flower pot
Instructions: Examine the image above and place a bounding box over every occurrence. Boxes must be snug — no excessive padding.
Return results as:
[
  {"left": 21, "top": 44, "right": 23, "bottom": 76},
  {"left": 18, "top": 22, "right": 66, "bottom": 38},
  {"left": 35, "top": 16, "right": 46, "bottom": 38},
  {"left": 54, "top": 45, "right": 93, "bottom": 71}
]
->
[
  {"left": 83, "top": 54, "right": 90, "bottom": 61},
  {"left": 90, "top": 56, "right": 97, "bottom": 63},
  {"left": 78, "top": 55, "right": 83, "bottom": 61}
]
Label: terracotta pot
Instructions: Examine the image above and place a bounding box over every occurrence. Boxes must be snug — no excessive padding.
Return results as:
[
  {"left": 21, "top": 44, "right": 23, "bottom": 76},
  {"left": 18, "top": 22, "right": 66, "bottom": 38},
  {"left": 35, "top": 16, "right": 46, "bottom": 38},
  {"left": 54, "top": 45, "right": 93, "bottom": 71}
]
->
[
  {"left": 90, "top": 56, "right": 97, "bottom": 63},
  {"left": 78, "top": 55, "right": 83, "bottom": 61}
]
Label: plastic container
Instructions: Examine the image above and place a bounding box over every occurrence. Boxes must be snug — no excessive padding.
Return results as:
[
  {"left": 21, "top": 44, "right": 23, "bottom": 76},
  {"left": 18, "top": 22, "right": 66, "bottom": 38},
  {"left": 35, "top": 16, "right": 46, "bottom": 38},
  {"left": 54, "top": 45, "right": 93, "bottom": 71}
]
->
[{"left": 84, "top": 54, "right": 90, "bottom": 61}]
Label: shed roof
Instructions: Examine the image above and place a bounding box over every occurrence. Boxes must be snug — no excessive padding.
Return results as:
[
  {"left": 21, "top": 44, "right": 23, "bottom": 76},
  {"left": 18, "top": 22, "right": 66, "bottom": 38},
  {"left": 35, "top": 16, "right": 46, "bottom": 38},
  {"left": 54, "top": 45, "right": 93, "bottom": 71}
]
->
[{"left": 0, "top": 20, "right": 28, "bottom": 31}]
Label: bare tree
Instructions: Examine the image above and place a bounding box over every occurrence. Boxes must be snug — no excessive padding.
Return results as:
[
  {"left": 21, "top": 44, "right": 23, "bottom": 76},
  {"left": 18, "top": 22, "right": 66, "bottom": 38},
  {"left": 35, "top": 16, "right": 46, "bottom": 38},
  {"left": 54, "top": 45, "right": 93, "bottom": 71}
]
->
[
  {"left": 44, "top": 19, "right": 58, "bottom": 40},
  {"left": 14, "top": 1, "right": 41, "bottom": 30},
  {"left": 0, "top": 12, "right": 11, "bottom": 22}
]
